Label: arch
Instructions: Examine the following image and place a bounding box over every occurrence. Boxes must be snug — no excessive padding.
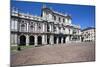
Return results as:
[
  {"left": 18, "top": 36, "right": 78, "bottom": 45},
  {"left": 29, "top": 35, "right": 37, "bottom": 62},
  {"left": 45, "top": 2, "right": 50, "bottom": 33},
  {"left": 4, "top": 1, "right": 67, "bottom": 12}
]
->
[
  {"left": 29, "top": 36, "right": 35, "bottom": 45},
  {"left": 54, "top": 36, "right": 57, "bottom": 44},
  {"left": 47, "top": 35, "right": 50, "bottom": 44},
  {"left": 20, "top": 35, "right": 26, "bottom": 46},
  {"left": 63, "top": 37, "right": 66, "bottom": 43},
  {"left": 37, "top": 36, "right": 42, "bottom": 45},
  {"left": 59, "top": 37, "right": 61, "bottom": 44}
]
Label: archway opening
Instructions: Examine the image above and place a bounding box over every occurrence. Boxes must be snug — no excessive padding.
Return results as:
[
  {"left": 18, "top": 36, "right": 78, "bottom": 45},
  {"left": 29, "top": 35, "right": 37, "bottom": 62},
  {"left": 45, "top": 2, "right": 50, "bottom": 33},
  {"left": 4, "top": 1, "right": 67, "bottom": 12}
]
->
[
  {"left": 38, "top": 36, "right": 42, "bottom": 45},
  {"left": 29, "top": 36, "right": 34, "bottom": 45},
  {"left": 54, "top": 37, "right": 57, "bottom": 44},
  {"left": 20, "top": 35, "right": 26, "bottom": 46},
  {"left": 59, "top": 37, "right": 61, "bottom": 44},
  {"left": 63, "top": 37, "right": 66, "bottom": 43},
  {"left": 47, "top": 35, "right": 50, "bottom": 44}
]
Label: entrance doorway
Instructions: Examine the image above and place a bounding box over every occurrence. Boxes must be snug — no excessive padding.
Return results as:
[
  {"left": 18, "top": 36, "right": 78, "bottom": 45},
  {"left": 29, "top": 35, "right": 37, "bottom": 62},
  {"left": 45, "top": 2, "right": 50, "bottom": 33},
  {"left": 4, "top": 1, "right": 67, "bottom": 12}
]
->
[
  {"left": 37, "top": 36, "right": 42, "bottom": 45},
  {"left": 20, "top": 35, "right": 26, "bottom": 46},
  {"left": 54, "top": 37, "right": 57, "bottom": 44},
  {"left": 63, "top": 37, "right": 66, "bottom": 43},
  {"left": 47, "top": 35, "right": 50, "bottom": 44},
  {"left": 29, "top": 36, "right": 34, "bottom": 45},
  {"left": 59, "top": 37, "right": 61, "bottom": 44}
]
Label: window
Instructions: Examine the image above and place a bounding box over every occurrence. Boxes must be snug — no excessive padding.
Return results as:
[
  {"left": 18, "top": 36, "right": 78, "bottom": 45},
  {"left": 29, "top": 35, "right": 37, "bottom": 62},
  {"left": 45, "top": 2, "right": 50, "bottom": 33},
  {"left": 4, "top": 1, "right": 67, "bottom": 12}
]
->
[
  {"left": 59, "top": 17, "right": 61, "bottom": 22},
  {"left": 63, "top": 27, "right": 65, "bottom": 30},
  {"left": 54, "top": 26, "right": 56, "bottom": 31},
  {"left": 63, "top": 18, "right": 65, "bottom": 22},
  {"left": 54, "top": 16, "right": 56, "bottom": 20},
  {"left": 59, "top": 27, "right": 61, "bottom": 30},
  {"left": 69, "top": 29, "right": 70, "bottom": 34},
  {"left": 38, "top": 23, "right": 41, "bottom": 29},
  {"left": 21, "top": 24, "right": 25, "bottom": 27},
  {"left": 30, "top": 25, "right": 34, "bottom": 32},
  {"left": 21, "top": 24, "right": 25, "bottom": 32}
]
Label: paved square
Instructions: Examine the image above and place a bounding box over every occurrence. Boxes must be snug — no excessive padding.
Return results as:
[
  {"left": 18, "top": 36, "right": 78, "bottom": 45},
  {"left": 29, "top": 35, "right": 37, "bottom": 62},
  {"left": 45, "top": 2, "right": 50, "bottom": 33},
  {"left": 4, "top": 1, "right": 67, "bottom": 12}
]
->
[{"left": 11, "top": 42, "right": 95, "bottom": 66}]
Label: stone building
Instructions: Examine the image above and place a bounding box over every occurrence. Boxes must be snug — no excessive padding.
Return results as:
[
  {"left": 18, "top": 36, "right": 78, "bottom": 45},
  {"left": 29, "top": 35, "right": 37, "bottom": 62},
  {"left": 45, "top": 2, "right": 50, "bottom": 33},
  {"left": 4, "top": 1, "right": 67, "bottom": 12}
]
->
[
  {"left": 81, "top": 27, "right": 95, "bottom": 42},
  {"left": 10, "top": 6, "right": 81, "bottom": 46}
]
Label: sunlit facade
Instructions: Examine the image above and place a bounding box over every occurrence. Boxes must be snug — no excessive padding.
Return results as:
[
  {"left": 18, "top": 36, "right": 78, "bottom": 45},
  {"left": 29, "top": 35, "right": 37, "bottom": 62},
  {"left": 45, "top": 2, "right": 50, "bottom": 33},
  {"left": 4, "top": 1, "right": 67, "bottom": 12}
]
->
[{"left": 10, "top": 6, "right": 81, "bottom": 46}]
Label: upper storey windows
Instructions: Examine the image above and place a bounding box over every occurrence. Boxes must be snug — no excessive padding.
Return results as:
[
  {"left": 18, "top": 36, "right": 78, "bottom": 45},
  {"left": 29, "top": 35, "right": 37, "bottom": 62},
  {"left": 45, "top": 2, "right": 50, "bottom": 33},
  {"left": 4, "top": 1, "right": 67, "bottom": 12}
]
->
[
  {"left": 63, "top": 18, "right": 65, "bottom": 23},
  {"left": 59, "top": 17, "right": 61, "bottom": 22},
  {"left": 53, "top": 15, "right": 65, "bottom": 23},
  {"left": 54, "top": 15, "right": 56, "bottom": 20},
  {"left": 42, "top": 7, "right": 72, "bottom": 24}
]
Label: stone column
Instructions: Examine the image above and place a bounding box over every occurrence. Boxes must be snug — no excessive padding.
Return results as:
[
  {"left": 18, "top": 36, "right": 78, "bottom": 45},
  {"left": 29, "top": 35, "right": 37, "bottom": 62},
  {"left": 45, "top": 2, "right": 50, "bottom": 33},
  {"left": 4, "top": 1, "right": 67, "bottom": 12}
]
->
[
  {"left": 61, "top": 37, "right": 63, "bottom": 44},
  {"left": 35, "top": 23, "right": 37, "bottom": 33},
  {"left": 79, "top": 36, "right": 81, "bottom": 42},
  {"left": 26, "top": 22, "right": 29, "bottom": 32},
  {"left": 42, "top": 35, "right": 46, "bottom": 45},
  {"left": 50, "top": 35, "right": 54, "bottom": 45},
  {"left": 17, "top": 35, "right": 20, "bottom": 46},
  {"left": 35, "top": 35, "right": 37, "bottom": 46},
  {"left": 14, "top": 34, "right": 18, "bottom": 46},
  {"left": 65, "top": 36, "right": 69, "bottom": 43},
  {"left": 51, "top": 24, "right": 53, "bottom": 32},
  {"left": 42, "top": 23, "right": 45, "bottom": 32},
  {"left": 49, "top": 24, "right": 51, "bottom": 32},
  {"left": 26, "top": 35, "right": 29, "bottom": 46}
]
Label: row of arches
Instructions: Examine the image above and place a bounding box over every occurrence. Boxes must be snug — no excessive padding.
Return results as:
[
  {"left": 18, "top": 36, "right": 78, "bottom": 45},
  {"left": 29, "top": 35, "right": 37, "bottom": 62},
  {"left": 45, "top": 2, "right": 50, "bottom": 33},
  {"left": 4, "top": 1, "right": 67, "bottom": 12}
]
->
[
  {"left": 19, "top": 35, "right": 67, "bottom": 46},
  {"left": 54, "top": 36, "right": 66, "bottom": 44},
  {"left": 20, "top": 35, "right": 42, "bottom": 46}
]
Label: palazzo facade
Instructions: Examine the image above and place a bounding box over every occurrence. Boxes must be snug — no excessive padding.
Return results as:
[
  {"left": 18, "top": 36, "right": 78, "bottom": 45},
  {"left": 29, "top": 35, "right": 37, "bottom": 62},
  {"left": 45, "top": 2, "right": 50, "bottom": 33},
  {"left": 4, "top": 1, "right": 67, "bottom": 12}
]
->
[
  {"left": 81, "top": 27, "right": 95, "bottom": 42},
  {"left": 10, "top": 6, "right": 81, "bottom": 46}
]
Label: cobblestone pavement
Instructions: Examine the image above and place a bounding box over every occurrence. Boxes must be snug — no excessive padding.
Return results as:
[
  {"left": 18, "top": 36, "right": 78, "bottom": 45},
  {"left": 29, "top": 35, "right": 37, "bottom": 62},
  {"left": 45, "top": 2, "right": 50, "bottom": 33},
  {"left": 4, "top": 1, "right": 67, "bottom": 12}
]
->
[{"left": 11, "top": 42, "right": 95, "bottom": 67}]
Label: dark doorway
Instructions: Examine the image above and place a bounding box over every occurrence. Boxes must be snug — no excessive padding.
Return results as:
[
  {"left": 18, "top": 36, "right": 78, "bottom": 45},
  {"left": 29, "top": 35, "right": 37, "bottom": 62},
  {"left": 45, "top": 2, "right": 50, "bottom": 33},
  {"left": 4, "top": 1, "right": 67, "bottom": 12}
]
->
[
  {"left": 81, "top": 37, "right": 84, "bottom": 42},
  {"left": 38, "top": 36, "right": 42, "bottom": 45},
  {"left": 63, "top": 37, "right": 66, "bottom": 43},
  {"left": 54, "top": 37, "right": 57, "bottom": 44},
  {"left": 29, "top": 36, "right": 34, "bottom": 45},
  {"left": 20, "top": 35, "right": 26, "bottom": 46},
  {"left": 47, "top": 35, "right": 50, "bottom": 44},
  {"left": 59, "top": 37, "right": 61, "bottom": 43}
]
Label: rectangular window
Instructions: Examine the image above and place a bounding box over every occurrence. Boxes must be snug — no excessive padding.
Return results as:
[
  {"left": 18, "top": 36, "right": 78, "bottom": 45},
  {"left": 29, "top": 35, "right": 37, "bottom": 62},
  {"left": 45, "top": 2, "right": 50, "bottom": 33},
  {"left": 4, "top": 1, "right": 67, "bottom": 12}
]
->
[
  {"left": 59, "top": 17, "right": 61, "bottom": 22},
  {"left": 63, "top": 18, "right": 65, "bottom": 22}
]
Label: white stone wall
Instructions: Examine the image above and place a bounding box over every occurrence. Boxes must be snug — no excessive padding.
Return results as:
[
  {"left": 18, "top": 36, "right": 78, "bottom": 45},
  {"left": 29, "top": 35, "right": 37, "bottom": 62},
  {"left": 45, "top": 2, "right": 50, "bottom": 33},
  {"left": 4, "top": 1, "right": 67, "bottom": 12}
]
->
[
  {"left": 10, "top": 34, "right": 17, "bottom": 46},
  {"left": 11, "top": 7, "right": 81, "bottom": 46},
  {"left": 11, "top": 18, "right": 18, "bottom": 31}
]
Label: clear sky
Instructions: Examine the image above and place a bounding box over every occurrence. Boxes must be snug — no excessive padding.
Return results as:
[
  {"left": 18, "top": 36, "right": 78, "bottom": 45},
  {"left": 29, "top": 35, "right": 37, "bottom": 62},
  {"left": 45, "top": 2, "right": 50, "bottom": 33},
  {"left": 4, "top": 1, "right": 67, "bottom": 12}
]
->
[{"left": 11, "top": 0, "right": 95, "bottom": 29}]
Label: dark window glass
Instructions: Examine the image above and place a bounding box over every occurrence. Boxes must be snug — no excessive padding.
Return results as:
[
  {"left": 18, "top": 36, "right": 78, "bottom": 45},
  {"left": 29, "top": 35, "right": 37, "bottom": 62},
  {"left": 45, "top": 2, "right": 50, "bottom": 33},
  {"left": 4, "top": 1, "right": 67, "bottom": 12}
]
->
[
  {"left": 63, "top": 18, "right": 65, "bottom": 22},
  {"left": 59, "top": 17, "right": 61, "bottom": 22}
]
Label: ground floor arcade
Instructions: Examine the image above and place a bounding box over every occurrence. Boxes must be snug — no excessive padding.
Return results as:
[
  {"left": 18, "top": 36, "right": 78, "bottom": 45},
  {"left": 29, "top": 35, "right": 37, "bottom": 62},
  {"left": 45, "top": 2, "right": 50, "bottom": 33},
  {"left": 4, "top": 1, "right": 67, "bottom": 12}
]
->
[{"left": 11, "top": 33, "right": 81, "bottom": 46}]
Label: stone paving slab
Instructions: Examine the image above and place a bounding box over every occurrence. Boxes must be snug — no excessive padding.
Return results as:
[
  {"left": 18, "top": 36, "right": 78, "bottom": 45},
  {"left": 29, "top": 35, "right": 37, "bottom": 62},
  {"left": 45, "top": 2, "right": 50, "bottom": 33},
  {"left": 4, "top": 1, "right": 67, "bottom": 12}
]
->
[{"left": 11, "top": 42, "right": 95, "bottom": 67}]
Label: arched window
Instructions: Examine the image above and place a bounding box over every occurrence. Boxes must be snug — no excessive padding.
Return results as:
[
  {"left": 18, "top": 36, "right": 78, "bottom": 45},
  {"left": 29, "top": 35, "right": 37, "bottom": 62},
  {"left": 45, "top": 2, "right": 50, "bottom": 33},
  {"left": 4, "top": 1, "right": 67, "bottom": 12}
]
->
[
  {"left": 54, "top": 26, "right": 56, "bottom": 32},
  {"left": 30, "top": 25, "right": 34, "bottom": 32},
  {"left": 21, "top": 24, "right": 25, "bottom": 32},
  {"left": 63, "top": 18, "right": 65, "bottom": 23},
  {"left": 20, "top": 35, "right": 26, "bottom": 46},
  {"left": 59, "top": 17, "right": 61, "bottom": 22},
  {"left": 38, "top": 23, "right": 41, "bottom": 29}
]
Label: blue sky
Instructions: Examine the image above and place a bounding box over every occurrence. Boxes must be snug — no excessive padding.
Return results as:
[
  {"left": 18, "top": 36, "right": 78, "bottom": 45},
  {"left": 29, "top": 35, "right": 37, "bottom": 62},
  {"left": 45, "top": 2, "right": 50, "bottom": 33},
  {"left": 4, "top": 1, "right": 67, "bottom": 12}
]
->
[{"left": 11, "top": 1, "right": 95, "bottom": 29}]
